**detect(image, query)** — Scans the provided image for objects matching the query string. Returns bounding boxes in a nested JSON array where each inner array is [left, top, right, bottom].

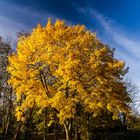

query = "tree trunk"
[[13, 122, 22, 140], [24, 107, 34, 140], [76, 132, 81, 140], [86, 114, 90, 140], [3, 88, 13, 140], [43, 116, 46, 140], [63, 120, 72, 140], [3, 117, 10, 140], [43, 109, 48, 140], [2, 97, 7, 140], [64, 124, 70, 140], [54, 122, 57, 140]]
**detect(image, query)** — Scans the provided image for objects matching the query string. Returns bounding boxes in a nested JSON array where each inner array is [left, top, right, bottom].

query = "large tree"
[[8, 19, 131, 140]]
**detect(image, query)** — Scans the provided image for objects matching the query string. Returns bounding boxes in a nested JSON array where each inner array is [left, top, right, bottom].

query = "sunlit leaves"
[[8, 19, 130, 124]]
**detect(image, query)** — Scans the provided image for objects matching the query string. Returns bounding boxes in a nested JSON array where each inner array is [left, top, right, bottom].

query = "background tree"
[[0, 37, 15, 140]]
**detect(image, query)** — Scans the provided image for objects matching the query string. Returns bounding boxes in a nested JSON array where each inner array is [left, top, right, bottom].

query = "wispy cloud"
[[91, 10, 140, 60], [78, 7, 140, 90], [0, 1, 56, 47]]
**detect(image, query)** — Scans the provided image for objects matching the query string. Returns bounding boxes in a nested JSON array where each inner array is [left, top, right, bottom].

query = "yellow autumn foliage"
[[8, 19, 131, 123]]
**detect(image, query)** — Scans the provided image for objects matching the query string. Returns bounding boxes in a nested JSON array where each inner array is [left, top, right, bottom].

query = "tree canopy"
[[7, 19, 131, 140]]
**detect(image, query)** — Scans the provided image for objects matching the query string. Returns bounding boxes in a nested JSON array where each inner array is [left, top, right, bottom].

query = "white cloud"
[[0, 1, 56, 48], [90, 10, 140, 85], [91, 10, 140, 59], [0, 15, 27, 43], [78, 7, 140, 93]]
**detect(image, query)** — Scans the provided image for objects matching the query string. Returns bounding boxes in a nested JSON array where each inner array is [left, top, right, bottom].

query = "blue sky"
[[0, 0, 140, 92]]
